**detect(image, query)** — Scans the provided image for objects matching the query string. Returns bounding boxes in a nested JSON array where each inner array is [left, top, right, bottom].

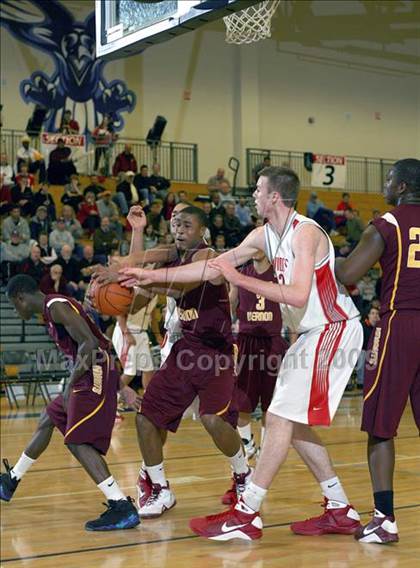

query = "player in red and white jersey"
[[336, 158, 420, 544], [119, 166, 363, 542]]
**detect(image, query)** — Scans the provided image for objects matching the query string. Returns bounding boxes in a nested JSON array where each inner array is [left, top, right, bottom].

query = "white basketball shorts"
[[268, 317, 363, 426], [112, 324, 155, 375]]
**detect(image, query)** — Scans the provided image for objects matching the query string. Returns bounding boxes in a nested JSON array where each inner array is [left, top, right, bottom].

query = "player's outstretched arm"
[[118, 227, 265, 287], [335, 225, 385, 285], [209, 224, 318, 308]]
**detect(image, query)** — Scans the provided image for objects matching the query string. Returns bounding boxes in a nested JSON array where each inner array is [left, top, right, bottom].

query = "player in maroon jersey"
[[220, 251, 289, 505], [117, 206, 250, 518], [0, 275, 140, 531], [335, 158, 420, 544]]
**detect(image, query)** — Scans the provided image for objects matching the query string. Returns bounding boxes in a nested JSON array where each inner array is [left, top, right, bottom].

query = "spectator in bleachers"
[[235, 195, 252, 228], [252, 156, 271, 183], [306, 192, 335, 233], [47, 137, 77, 184], [201, 201, 212, 226], [115, 170, 136, 213], [134, 164, 153, 204], [15, 163, 35, 188], [331, 224, 351, 257], [207, 168, 230, 192], [344, 208, 364, 245], [218, 180, 233, 204], [0, 180, 12, 216], [49, 216, 75, 254], [30, 206, 52, 240], [78, 245, 100, 294], [40, 263, 67, 295], [0, 153, 14, 187], [210, 213, 225, 244], [223, 200, 242, 247], [20, 245, 46, 283], [162, 192, 177, 221], [146, 199, 166, 236], [16, 135, 46, 182], [178, 190, 189, 205], [61, 174, 83, 213], [59, 109, 80, 134], [2, 206, 30, 242], [357, 272, 377, 314], [210, 190, 225, 218], [97, 190, 123, 239], [83, 174, 106, 197], [92, 115, 114, 175], [371, 209, 381, 222], [37, 232, 58, 265], [60, 204, 83, 240], [0, 230, 30, 281], [356, 305, 381, 388], [144, 224, 158, 250], [149, 163, 171, 198], [11, 175, 34, 216], [57, 244, 81, 296], [112, 144, 138, 177], [77, 191, 100, 235], [93, 216, 119, 258], [33, 182, 56, 221], [335, 192, 353, 227], [214, 233, 227, 253]]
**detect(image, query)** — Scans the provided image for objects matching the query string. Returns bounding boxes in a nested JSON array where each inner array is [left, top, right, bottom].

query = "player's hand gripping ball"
[[90, 279, 134, 316]]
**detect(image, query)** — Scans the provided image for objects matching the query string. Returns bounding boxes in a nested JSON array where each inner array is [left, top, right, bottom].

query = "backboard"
[[95, 0, 259, 59]]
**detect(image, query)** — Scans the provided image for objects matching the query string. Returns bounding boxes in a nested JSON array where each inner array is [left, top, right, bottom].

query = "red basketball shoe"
[[136, 467, 152, 509], [355, 510, 399, 544], [221, 467, 252, 505], [190, 497, 263, 541], [290, 499, 361, 536]]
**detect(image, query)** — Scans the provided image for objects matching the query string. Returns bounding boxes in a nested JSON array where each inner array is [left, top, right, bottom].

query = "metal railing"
[[0, 129, 198, 183], [246, 148, 395, 193]]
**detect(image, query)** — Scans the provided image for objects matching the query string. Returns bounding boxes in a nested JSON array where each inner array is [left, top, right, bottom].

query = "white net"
[[224, 0, 280, 44]]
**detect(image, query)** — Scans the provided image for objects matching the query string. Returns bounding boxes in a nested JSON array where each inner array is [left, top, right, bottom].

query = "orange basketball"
[[93, 282, 134, 316]]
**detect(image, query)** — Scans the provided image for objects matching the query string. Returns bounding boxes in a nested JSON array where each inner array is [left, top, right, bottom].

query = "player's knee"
[[136, 413, 155, 435], [368, 434, 392, 445], [200, 413, 222, 433], [66, 442, 82, 457], [37, 410, 54, 431]]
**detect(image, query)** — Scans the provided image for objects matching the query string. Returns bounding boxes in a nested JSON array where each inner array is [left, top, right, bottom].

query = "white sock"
[[10, 453, 36, 480], [320, 476, 349, 505], [238, 424, 252, 442], [140, 461, 146, 476], [230, 446, 249, 475], [260, 426, 266, 446], [97, 476, 127, 501], [146, 462, 167, 486], [242, 481, 267, 512]]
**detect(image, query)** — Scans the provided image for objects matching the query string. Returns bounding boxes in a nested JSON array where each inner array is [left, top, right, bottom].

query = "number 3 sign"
[[311, 155, 346, 189]]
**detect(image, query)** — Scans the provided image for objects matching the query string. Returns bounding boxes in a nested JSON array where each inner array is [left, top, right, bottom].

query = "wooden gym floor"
[[1, 396, 419, 567]]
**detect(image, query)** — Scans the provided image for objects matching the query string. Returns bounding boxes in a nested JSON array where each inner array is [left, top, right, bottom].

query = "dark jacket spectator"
[[47, 138, 77, 184], [116, 171, 139, 208], [149, 163, 170, 197], [33, 183, 56, 220], [79, 245, 101, 291], [11, 179, 34, 216], [162, 192, 177, 221], [93, 217, 119, 256], [30, 206, 52, 240], [223, 201, 243, 247], [210, 213, 225, 245], [112, 145, 138, 176], [40, 264, 68, 295], [37, 233, 58, 265], [56, 244, 81, 291], [134, 165, 153, 203], [20, 245, 46, 283], [61, 175, 83, 213], [83, 175, 106, 197]]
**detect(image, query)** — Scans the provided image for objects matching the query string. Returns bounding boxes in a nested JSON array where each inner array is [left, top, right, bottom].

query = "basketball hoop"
[[223, 0, 280, 44]]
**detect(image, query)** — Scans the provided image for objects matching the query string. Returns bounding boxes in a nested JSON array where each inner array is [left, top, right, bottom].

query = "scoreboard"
[[311, 154, 347, 189]]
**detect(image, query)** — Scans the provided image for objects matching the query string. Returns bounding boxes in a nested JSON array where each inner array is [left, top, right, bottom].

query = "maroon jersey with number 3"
[[237, 262, 283, 336], [372, 204, 420, 315]]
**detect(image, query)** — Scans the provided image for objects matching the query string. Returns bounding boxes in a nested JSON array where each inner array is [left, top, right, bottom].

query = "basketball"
[[93, 282, 134, 316]]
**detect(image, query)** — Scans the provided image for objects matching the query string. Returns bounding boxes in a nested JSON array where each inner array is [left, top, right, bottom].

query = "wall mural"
[[1, 0, 137, 134]]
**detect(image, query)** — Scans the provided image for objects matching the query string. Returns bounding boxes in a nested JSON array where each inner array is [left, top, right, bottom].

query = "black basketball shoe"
[[85, 497, 140, 531], [0, 459, 20, 502]]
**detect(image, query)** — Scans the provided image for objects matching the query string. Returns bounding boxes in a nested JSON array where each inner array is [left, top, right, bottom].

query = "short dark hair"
[[393, 159, 420, 194], [140, 164, 148, 170], [263, 155, 271, 161], [179, 205, 209, 228], [7, 275, 39, 299], [342, 192, 350, 198], [259, 166, 300, 206]]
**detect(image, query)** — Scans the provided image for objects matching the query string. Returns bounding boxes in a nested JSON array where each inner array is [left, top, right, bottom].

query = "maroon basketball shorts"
[[236, 333, 288, 413], [362, 310, 420, 438], [46, 352, 119, 455], [140, 337, 238, 432]]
